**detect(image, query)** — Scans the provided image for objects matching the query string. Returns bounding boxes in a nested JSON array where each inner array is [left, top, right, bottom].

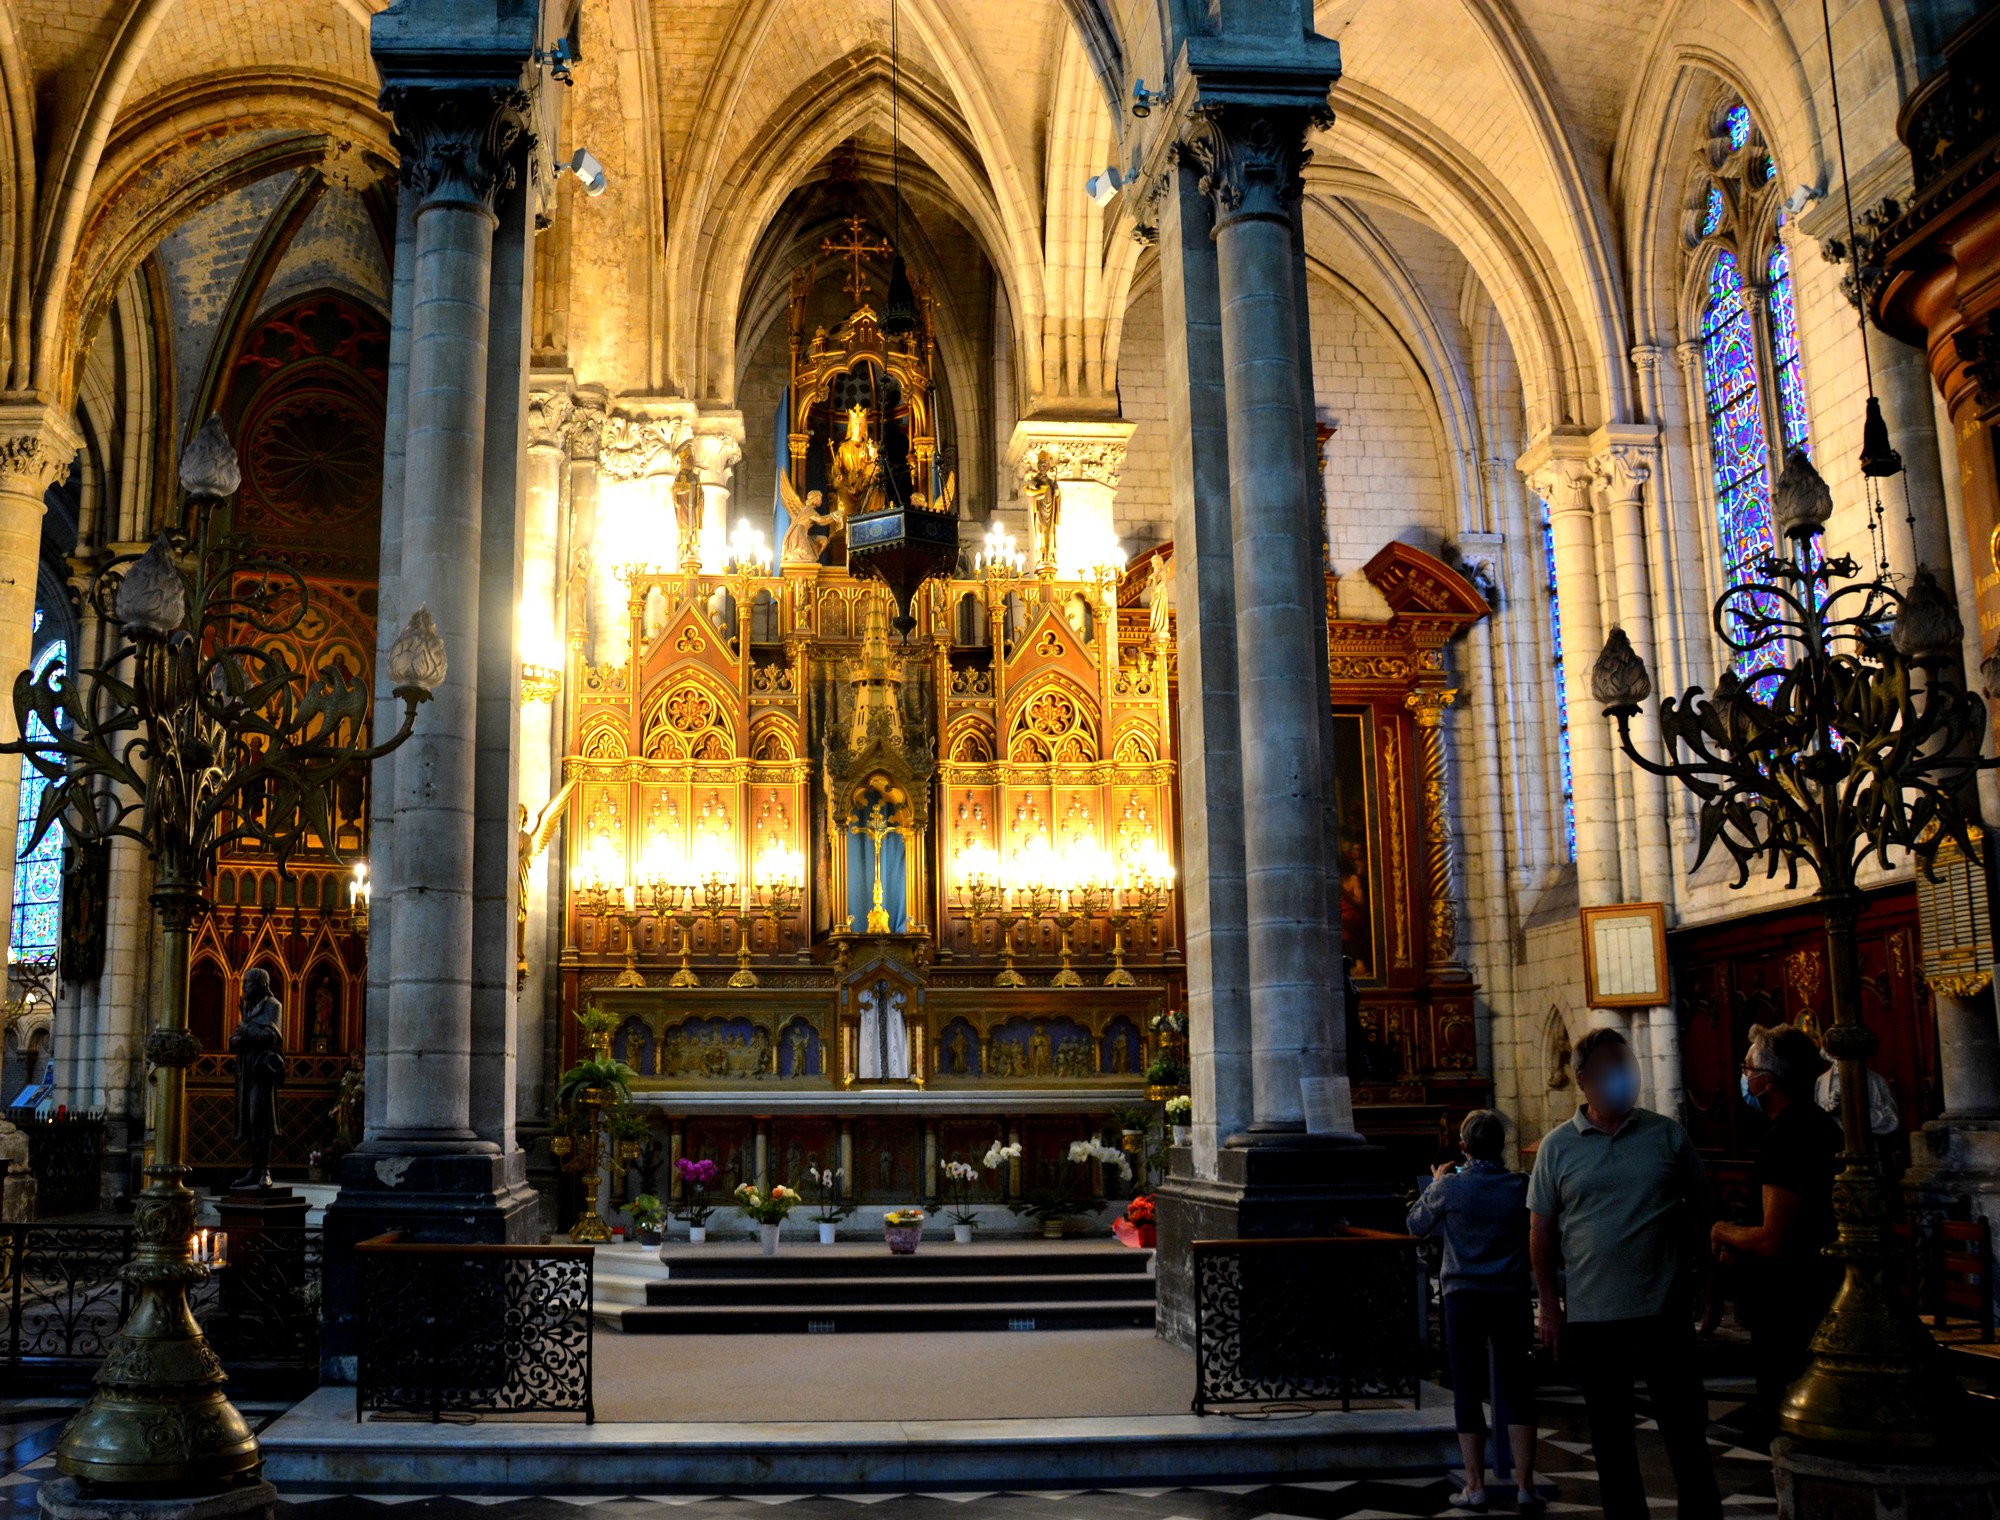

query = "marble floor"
[[0, 1377, 1777, 1518]]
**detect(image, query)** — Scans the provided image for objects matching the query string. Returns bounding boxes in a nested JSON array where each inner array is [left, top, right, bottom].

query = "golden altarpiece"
[[548, 299, 1491, 1206]]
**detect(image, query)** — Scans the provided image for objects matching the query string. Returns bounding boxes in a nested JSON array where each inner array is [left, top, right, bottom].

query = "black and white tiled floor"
[[0, 1380, 1778, 1519]]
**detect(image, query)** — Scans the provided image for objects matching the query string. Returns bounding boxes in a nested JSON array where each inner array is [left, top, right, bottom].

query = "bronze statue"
[[778, 480, 844, 564], [1023, 448, 1062, 575], [828, 405, 883, 522], [229, 968, 287, 1190]]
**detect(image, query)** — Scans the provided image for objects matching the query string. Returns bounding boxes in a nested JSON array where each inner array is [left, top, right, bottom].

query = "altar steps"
[[603, 1241, 1157, 1334]]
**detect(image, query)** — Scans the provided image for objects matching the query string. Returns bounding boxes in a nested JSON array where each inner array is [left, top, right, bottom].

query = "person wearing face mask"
[[1710, 1023, 1841, 1433], [1528, 1027, 1719, 1520]]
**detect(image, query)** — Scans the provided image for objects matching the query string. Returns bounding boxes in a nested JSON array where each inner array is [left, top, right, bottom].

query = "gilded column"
[[1181, 99, 1354, 1139], [1404, 688, 1464, 978], [0, 406, 80, 949], [372, 80, 531, 1151]]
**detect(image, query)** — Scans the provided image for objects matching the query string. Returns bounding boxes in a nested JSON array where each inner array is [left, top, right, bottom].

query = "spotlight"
[[535, 38, 576, 86], [565, 148, 608, 197], [1131, 79, 1169, 118], [1783, 183, 1818, 217], [1085, 167, 1123, 207]]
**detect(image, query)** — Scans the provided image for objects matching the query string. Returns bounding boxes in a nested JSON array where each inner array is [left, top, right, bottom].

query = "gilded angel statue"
[[516, 777, 575, 986], [779, 474, 846, 565]]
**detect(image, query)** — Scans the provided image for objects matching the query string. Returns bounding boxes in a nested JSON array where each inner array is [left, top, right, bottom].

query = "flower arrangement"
[[982, 1139, 1023, 1171], [734, 1182, 801, 1225], [883, 1206, 926, 1255], [1113, 1193, 1157, 1250], [1124, 1194, 1155, 1226], [629, 1193, 666, 1236], [1068, 1137, 1134, 1183], [1164, 1095, 1192, 1124], [805, 1163, 850, 1224], [673, 1156, 721, 1227], [937, 1159, 983, 1228], [883, 1208, 926, 1227]]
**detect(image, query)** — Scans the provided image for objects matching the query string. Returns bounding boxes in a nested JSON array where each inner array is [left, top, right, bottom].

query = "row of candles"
[[952, 840, 1174, 988], [571, 840, 808, 988]]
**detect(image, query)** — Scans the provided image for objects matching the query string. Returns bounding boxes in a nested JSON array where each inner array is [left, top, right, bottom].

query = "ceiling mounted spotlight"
[[535, 38, 576, 86], [1085, 167, 1123, 207], [564, 148, 608, 197], [1131, 79, 1168, 118]]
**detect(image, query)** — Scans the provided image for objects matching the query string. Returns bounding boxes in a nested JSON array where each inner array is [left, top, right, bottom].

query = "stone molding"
[[1179, 103, 1326, 227], [689, 432, 743, 487], [382, 84, 534, 210], [1589, 425, 1659, 503], [565, 397, 606, 462], [597, 414, 694, 482], [526, 389, 573, 453]]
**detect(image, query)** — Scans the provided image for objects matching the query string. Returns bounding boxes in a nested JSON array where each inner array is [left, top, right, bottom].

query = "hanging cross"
[[819, 215, 894, 303]]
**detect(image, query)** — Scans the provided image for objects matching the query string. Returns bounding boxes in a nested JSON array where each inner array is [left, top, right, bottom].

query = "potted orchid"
[[673, 1156, 720, 1244], [805, 1163, 850, 1244], [735, 1181, 801, 1255], [938, 1159, 982, 1244], [883, 1207, 926, 1255], [1164, 1095, 1192, 1146], [1011, 1139, 1133, 1238]]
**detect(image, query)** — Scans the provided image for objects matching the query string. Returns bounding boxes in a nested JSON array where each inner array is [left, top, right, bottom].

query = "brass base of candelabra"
[[54, 1172, 260, 1491], [727, 966, 760, 988], [613, 967, 646, 988], [568, 1207, 613, 1244], [993, 966, 1028, 987], [1051, 966, 1084, 987], [1103, 965, 1137, 987]]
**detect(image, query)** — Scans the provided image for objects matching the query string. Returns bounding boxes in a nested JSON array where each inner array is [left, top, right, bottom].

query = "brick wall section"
[[154, 173, 289, 443], [260, 185, 391, 322]]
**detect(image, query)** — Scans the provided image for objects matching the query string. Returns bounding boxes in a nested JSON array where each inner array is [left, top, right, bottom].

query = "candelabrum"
[[1074, 882, 1133, 987], [750, 877, 804, 979], [1049, 901, 1085, 987], [963, 877, 1024, 988], [552, 1021, 616, 1243], [695, 871, 734, 980], [727, 897, 760, 988], [1018, 882, 1060, 978], [661, 882, 701, 988], [0, 418, 441, 1492], [1594, 448, 1987, 1452]]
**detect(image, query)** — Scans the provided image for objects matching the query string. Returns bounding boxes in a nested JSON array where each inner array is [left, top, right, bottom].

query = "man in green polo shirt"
[[1529, 1027, 1719, 1520]]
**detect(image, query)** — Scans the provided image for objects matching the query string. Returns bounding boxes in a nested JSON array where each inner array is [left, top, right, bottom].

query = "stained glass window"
[[1726, 103, 1751, 150], [1700, 248, 1774, 581], [1541, 495, 1574, 858], [11, 625, 64, 964], [1767, 241, 1812, 457], [1701, 186, 1725, 237]]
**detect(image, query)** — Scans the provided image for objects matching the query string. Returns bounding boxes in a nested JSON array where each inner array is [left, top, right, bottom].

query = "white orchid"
[[1067, 1138, 1133, 1182], [981, 1140, 1022, 1171]]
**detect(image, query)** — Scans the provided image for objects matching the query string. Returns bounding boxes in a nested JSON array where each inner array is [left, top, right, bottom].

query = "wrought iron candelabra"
[[1592, 448, 1983, 1450], [0, 418, 442, 1492]]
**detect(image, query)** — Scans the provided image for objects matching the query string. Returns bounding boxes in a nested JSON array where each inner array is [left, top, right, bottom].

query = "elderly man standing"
[[1529, 1027, 1719, 1520]]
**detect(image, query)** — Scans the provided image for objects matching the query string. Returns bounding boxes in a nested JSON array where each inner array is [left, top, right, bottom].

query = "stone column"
[[1182, 98, 1354, 1142], [371, 82, 526, 1152], [0, 405, 79, 950], [690, 422, 745, 571], [1003, 420, 1137, 576], [516, 382, 570, 1131], [1522, 435, 1619, 913]]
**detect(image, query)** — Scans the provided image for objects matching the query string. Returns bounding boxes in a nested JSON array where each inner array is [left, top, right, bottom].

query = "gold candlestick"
[[728, 900, 760, 987], [993, 908, 1027, 987], [668, 884, 701, 988], [1050, 906, 1084, 987], [615, 900, 646, 988]]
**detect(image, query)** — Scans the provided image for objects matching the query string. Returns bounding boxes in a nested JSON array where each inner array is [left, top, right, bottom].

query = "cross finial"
[[819, 215, 894, 303]]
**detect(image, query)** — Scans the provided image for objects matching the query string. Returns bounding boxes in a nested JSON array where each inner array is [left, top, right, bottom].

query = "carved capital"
[[1179, 104, 1319, 226], [1526, 458, 1595, 515], [0, 405, 82, 496], [527, 389, 574, 453], [597, 415, 692, 482], [1404, 687, 1457, 729], [565, 398, 606, 462], [1019, 438, 1127, 490], [382, 84, 533, 210], [1629, 344, 1663, 380], [1592, 445, 1654, 501], [1674, 339, 1702, 378], [689, 432, 743, 487]]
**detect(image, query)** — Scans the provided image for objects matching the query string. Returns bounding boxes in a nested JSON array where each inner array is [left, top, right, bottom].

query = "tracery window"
[[11, 617, 64, 964], [1540, 496, 1574, 858], [1685, 98, 1812, 674]]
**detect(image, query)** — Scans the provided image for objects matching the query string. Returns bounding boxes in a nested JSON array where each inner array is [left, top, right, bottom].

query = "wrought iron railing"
[[0, 1222, 321, 1391], [354, 1233, 595, 1423], [1192, 1231, 1427, 1414]]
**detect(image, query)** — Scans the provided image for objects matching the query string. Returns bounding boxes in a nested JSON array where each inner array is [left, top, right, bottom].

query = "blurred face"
[[1741, 1051, 1779, 1109], [1578, 1042, 1640, 1118]]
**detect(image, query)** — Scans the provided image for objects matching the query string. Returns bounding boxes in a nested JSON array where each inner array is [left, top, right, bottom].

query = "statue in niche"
[[857, 980, 910, 1080], [672, 441, 704, 572], [788, 1023, 811, 1077], [229, 968, 287, 1191], [944, 1026, 969, 1077], [1148, 553, 1174, 637], [1109, 1032, 1130, 1075], [828, 405, 883, 522], [1023, 448, 1062, 575], [779, 479, 845, 565], [1028, 1025, 1052, 1077]]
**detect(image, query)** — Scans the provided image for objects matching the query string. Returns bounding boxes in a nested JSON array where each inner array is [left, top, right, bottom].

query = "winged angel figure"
[[779, 475, 846, 565], [517, 777, 576, 985]]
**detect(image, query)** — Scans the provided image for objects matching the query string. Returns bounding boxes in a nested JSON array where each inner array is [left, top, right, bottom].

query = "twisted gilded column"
[[373, 82, 530, 1152], [1181, 99, 1354, 1140], [1404, 688, 1464, 978]]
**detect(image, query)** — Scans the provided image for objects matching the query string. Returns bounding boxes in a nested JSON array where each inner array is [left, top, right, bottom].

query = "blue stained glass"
[[1700, 250, 1775, 580], [1539, 495, 1574, 858], [11, 625, 64, 963], [1767, 242, 1812, 455], [1727, 104, 1751, 150], [1701, 185, 1725, 236]]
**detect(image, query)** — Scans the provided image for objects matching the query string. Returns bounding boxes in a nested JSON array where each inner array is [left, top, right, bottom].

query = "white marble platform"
[[258, 1384, 1458, 1493]]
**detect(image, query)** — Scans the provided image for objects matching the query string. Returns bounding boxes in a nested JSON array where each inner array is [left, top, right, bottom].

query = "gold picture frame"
[[1580, 902, 1669, 1009]]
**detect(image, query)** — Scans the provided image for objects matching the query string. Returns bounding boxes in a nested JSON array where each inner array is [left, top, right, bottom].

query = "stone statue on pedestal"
[[229, 968, 287, 1190]]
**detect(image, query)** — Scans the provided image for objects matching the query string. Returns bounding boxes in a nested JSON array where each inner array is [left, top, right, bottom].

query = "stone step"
[[644, 1270, 1156, 1306], [611, 1297, 1158, 1334]]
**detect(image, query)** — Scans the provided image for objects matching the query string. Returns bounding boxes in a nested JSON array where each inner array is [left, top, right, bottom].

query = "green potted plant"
[[673, 1156, 721, 1244], [805, 1163, 850, 1243], [734, 1181, 801, 1255], [629, 1193, 666, 1245], [1164, 1094, 1192, 1146]]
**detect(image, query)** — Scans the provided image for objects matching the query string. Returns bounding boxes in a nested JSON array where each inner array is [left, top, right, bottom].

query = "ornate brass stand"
[[1, 420, 438, 1492], [613, 903, 646, 988], [993, 907, 1027, 987], [1050, 905, 1085, 987], [668, 886, 701, 988], [1597, 450, 1980, 1449]]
